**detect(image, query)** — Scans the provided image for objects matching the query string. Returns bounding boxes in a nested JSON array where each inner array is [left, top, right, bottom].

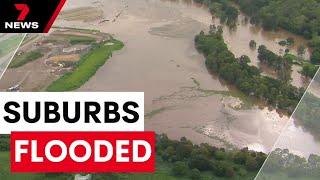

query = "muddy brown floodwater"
[[5, 0, 316, 154], [52, 0, 292, 153], [212, 13, 311, 88]]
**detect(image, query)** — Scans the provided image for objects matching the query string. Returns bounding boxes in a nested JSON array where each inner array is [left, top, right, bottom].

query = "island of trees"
[[195, 29, 304, 114]]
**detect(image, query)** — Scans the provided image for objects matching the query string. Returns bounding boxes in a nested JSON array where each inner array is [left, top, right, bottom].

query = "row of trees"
[[195, 30, 304, 114], [0, 134, 264, 179], [157, 134, 266, 178], [261, 148, 320, 178], [257, 45, 292, 82]]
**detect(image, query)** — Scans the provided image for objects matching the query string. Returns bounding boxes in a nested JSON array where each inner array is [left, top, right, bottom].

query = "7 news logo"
[[4, 4, 39, 30], [0, 0, 66, 33]]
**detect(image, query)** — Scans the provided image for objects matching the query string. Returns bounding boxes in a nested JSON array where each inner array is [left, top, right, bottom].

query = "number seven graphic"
[[15, 4, 30, 21]]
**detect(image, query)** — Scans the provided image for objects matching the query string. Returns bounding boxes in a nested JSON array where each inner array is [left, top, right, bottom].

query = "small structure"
[[75, 174, 92, 180]]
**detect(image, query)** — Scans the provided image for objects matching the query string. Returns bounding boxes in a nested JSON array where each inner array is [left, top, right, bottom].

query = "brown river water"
[[5, 0, 317, 155]]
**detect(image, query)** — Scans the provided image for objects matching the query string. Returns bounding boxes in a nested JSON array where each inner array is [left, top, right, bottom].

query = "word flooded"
[[11, 132, 155, 173], [15, 139, 151, 163]]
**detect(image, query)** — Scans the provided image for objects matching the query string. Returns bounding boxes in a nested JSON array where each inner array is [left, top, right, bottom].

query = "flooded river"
[[15, 0, 317, 155], [213, 13, 311, 88]]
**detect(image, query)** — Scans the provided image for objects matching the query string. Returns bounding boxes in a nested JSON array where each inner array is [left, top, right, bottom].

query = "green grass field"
[[68, 35, 96, 45], [47, 39, 124, 92], [9, 51, 43, 68], [0, 152, 51, 180]]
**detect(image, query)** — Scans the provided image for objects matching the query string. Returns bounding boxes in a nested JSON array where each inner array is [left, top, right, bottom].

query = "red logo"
[[15, 4, 30, 21], [11, 132, 155, 173]]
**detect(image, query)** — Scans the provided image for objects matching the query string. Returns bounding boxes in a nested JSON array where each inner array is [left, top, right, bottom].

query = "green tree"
[[311, 50, 320, 64], [302, 63, 318, 78], [190, 168, 201, 180], [287, 38, 295, 46], [245, 156, 259, 171], [172, 161, 189, 176], [250, 40, 257, 49]]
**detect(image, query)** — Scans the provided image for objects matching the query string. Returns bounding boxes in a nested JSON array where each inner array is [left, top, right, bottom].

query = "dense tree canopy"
[[157, 134, 266, 178], [234, 0, 320, 38], [263, 148, 320, 178], [233, 0, 320, 71]]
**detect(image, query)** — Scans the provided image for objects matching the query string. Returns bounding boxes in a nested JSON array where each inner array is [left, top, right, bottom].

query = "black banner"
[[0, 0, 66, 33]]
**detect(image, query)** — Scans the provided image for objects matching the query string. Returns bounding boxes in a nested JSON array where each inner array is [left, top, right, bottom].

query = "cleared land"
[[47, 39, 124, 91], [48, 54, 80, 63]]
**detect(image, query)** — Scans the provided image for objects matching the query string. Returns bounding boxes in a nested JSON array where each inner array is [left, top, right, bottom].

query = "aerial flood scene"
[[0, 0, 320, 179]]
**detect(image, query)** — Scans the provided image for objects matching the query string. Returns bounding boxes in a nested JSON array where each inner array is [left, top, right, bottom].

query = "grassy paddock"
[[47, 39, 124, 92], [66, 35, 96, 45], [9, 51, 43, 68]]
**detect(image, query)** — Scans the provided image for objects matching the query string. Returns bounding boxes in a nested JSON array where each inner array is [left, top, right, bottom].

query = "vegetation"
[[249, 40, 257, 49], [67, 35, 96, 45], [282, 53, 318, 79], [297, 45, 306, 57], [302, 63, 318, 78], [286, 38, 295, 46], [156, 135, 265, 179], [295, 92, 320, 138], [278, 40, 287, 46], [195, 30, 304, 114], [233, 0, 320, 66], [258, 148, 320, 179], [47, 39, 124, 91], [311, 49, 320, 64], [9, 51, 43, 68], [194, 0, 239, 27], [0, 135, 265, 180], [257, 45, 292, 82], [0, 136, 10, 151], [278, 38, 294, 47], [233, 0, 319, 37]]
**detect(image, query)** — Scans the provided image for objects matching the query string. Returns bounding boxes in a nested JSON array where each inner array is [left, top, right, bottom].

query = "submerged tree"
[[249, 40, 257, 49]]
